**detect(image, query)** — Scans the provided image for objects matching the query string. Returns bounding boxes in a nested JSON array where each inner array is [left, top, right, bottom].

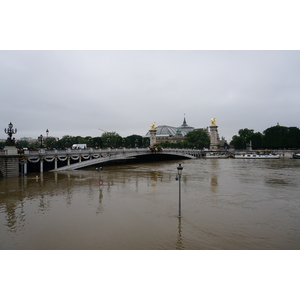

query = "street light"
[[176, 163, 183, 218], [38, 134, 44, 148], [4, 122, 17, 146], [46, 129, 49, 138]]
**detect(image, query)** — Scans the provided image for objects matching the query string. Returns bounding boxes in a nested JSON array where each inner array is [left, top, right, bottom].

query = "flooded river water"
[[1, 158, 300, 250]]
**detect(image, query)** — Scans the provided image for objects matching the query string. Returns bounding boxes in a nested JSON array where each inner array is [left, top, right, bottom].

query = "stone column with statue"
[[149, 122, 157, 148], [209, 118, 220, 150]]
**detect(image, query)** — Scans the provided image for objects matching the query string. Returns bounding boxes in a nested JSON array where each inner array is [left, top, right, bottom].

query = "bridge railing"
[[24, 148, 151, 157], [23, 147, 209, 157]]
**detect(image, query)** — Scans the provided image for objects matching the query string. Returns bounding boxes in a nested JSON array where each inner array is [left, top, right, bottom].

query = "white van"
[[72, 144, 87, 149]]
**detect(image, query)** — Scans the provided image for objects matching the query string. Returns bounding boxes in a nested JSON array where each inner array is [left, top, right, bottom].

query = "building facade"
[[145, 117, 226, 149]]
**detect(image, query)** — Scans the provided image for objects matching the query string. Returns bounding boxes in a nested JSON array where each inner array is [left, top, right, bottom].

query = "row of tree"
[[0, 132, 150, 150], [230, 126, 300, 150]]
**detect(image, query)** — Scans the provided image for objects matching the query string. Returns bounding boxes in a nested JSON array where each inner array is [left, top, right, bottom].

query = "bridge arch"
[[20, 148, 208, 173], [50, 149, 196, 171]]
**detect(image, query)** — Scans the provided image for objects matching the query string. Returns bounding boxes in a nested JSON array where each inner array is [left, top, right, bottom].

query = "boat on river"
[[234, 153, 280, 159], [292, 153, 300, 159], [205, 153, 229, 159]]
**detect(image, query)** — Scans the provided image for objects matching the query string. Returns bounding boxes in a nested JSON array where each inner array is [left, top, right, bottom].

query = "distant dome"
[[145, 125, 176, 137], [144, 117, 195, 137], [156, 125, 177, 136]]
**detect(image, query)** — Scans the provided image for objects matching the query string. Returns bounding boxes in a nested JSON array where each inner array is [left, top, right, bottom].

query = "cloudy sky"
[[1, 50, 300, 142], [1, 2, 300, 143]]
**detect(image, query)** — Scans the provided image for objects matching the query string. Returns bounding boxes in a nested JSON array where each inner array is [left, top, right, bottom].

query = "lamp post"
[[176, 163, 183, 218], [4, 122, 17, 146], [38, 134, 44, 148], [46, 129, 49, 138]]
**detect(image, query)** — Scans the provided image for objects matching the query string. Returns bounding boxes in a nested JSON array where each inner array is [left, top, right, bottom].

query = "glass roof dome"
[[156, 125, 177, 136], [145, 118, 195, 137]]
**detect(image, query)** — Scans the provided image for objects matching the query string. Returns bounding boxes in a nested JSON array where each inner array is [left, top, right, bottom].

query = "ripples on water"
[[1, 158, 300, 249]]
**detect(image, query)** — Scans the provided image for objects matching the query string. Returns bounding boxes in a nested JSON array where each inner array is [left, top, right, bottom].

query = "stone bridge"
[[19, 147, 204, 174]]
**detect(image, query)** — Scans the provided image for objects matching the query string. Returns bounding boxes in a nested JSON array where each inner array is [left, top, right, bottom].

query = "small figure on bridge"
[[150, 145, 162, 153]]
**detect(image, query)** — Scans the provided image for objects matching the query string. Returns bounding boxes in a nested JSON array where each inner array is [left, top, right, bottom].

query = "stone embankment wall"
[[0, 156, 19, 177], [0, 148, 19, 177]]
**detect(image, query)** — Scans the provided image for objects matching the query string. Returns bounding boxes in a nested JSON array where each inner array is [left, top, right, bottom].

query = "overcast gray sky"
[[1, 1, 300, 143], [1, 50, 300, 142]]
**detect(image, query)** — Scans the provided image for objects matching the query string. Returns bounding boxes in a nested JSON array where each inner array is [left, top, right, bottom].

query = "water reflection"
[[209, 160, 219, 194], [176, 217, 183, 250], [97, 189, 104, 214], [1, 159, 300, 249]]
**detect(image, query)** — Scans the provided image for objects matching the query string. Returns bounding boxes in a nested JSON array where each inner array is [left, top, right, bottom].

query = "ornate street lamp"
[[66, 137, 70, 149], [175, 163, 183, 218], [4, 122, 17, 146], [38, 134, 44, 148], [46, 129, 49, 138]]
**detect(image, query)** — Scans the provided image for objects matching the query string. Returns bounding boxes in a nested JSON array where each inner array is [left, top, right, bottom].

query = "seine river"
[[1, 158, 300, 250]]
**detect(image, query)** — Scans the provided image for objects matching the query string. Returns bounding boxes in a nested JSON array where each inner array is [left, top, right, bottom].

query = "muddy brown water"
[[1, 158, 300, 249]]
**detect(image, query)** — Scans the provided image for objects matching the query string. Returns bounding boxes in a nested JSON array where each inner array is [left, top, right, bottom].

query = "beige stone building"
[[145, 117, 226, 149]]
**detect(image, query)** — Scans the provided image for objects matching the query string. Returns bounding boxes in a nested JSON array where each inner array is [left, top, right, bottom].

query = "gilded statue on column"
[[150, 122, 155, 130], [210, 118, 217, 126]]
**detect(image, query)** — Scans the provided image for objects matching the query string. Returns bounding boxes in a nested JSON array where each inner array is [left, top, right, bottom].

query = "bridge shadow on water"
[[84, 153, 187, 168]]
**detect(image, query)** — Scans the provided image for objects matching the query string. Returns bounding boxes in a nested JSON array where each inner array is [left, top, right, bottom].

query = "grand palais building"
[[145, 117, 227, 149]]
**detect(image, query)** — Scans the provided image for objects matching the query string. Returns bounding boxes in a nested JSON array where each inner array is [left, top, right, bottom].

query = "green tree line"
[[230, 125, 300, 150], [1, 132, 150, 150], [157, 129, 211, 149]]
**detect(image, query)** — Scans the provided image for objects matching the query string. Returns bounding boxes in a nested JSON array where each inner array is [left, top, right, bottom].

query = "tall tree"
[[286, 127, 300, 148], [250, 132, 263, 149], [263, 126, 288, 149], [230, 135, 244, 149], [263, 125, 300, 149], [44, 137, 57, 148], [230, 128, 262, 149], [101, 132, 121, 148], [126, 134, 144, 148], [185, 129, 210, 149], [238, 128, 254, 138]]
